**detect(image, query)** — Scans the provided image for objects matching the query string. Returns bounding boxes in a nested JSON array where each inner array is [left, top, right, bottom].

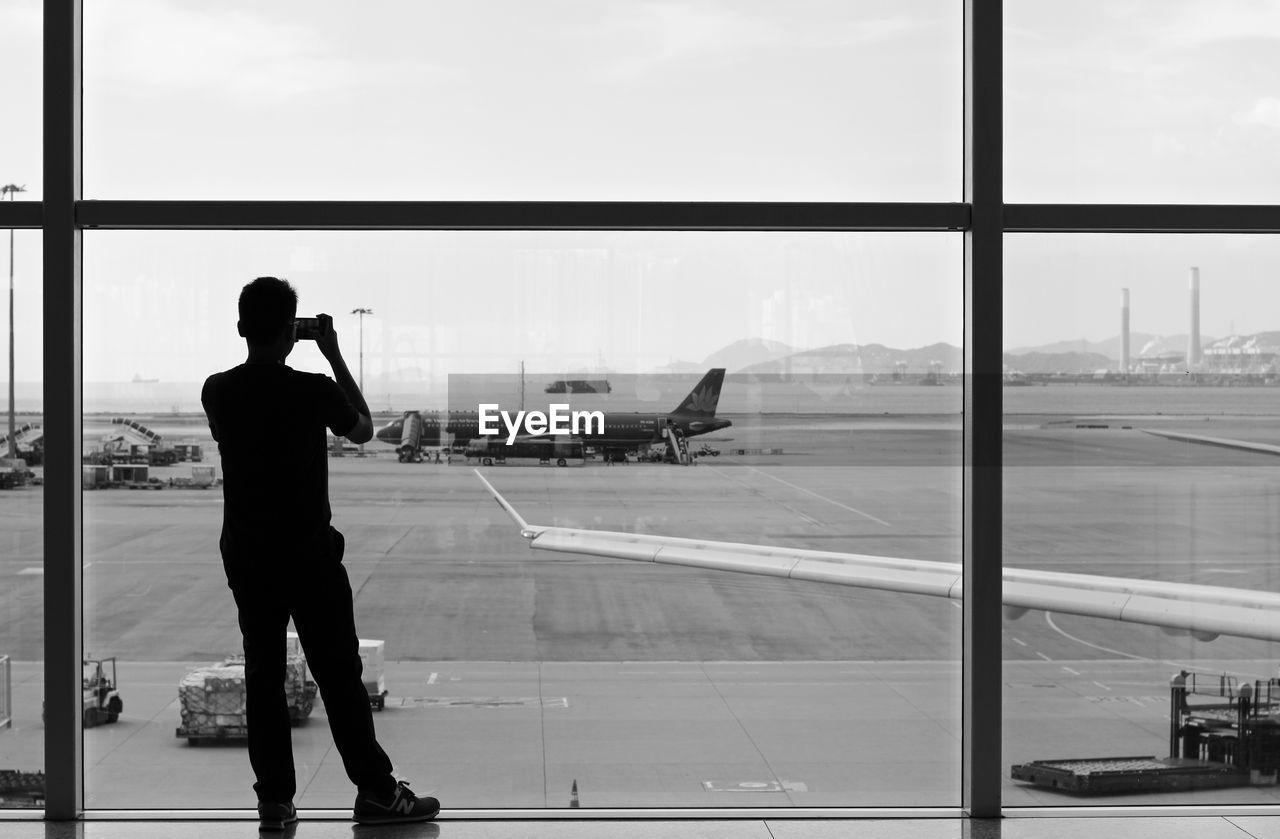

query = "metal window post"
[[963, 0, 1002, 819], [43, 0, 85, 821]]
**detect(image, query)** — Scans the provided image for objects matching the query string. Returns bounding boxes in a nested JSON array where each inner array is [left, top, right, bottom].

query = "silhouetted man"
[[202, 277, 438, 830]]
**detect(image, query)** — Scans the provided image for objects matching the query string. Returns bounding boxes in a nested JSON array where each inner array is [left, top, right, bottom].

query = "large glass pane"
[[1005, 2, 1280, 203], [1004, 234, 1280, 806], [0, 230, 44, 809], [84, 1, 961, 201], [0, 2, 42, 202], [82, 230, 962, 809]]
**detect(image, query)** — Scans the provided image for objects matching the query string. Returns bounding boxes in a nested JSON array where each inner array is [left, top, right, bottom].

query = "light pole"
[[351, 307, 373, 392], [2, 184, 25, 461]]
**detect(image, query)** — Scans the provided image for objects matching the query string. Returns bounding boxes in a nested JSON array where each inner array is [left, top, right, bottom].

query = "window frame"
[[14, 0, 1277, 822]]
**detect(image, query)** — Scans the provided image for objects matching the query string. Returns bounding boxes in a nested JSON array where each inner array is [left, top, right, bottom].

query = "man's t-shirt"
[[202, 363, 359, 563]]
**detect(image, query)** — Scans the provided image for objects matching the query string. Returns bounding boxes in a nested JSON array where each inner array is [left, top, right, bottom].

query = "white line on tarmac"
[[1062, 666, 1081, 676], [734, 466, 893, 527], [1043, 612, 1193, 670], [1035, 651, 1052, 661], [1094, 681, 1113, 691], [427, 672, 437, 685], [1011, 638, 1027, 647]]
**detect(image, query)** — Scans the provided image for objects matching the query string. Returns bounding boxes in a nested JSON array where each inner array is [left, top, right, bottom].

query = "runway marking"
[[1035, 652, 1052, 661], [740, 467, 892, 527], [1061, 666, 1081, 676], [1043, 612, 1193, 670], [18, 567, 42, 575], [427, 672, 437, 685], [1094, 681, 1113, 691], [1011, 638, 1027, 647], [392, 695, 568, 709]]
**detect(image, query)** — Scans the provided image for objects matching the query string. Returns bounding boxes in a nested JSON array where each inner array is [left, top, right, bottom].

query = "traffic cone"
[[570, 779, 579, 808]]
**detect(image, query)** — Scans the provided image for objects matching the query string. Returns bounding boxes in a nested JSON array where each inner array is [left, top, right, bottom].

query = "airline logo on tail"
[[687, 386, 717, 413], [674, 369, 725, 416]]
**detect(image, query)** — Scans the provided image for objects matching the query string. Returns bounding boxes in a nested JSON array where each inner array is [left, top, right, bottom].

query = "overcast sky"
[[2, 1, 1279, 382]]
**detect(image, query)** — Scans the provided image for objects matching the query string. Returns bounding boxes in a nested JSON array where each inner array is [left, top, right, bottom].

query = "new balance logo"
[[394, 796, 416, 815]]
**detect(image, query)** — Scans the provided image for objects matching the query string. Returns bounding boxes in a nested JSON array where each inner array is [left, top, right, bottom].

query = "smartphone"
[[294, 317, 321, 341]]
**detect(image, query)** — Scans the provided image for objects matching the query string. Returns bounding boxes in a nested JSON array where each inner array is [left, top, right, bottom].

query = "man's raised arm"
[[315, 313, 374, 444]]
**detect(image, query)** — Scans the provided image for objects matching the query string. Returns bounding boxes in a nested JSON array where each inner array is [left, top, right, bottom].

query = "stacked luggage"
[[176, 652, 317, 744]]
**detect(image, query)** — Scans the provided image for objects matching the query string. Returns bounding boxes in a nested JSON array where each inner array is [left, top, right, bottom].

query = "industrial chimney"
[[1188, 267, 1201, 370], [1121, 288, 1130, 380]]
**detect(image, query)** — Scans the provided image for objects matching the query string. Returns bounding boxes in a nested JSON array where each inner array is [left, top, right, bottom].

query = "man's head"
[[237, 276, 298, 350]]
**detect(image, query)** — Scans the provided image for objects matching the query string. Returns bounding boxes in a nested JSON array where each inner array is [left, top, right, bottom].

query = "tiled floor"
[[4, 817, 1280, 839]]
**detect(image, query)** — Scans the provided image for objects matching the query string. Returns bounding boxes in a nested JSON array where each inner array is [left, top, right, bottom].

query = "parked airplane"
[[375, 368, 732, 463], [475, 470, 1280, 644]]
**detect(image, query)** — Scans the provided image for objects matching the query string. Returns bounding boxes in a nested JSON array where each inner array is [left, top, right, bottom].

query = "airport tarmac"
[[5, 411, 1280, 811]]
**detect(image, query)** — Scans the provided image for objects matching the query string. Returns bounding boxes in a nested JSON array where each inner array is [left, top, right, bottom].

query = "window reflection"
[[1003, 234, 1280, 805], [1005, 2, 1280, 203], [81, 231, 962, 808], [0, 230, 44, 809], [84, 1, 960, 201]]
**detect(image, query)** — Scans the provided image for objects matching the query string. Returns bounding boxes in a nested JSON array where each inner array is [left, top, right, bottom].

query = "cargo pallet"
[[175, 707, 312, 742], [1010, 756, 1249, 794], [0, 769, 45, 806], [176, 652, 317, 746], [1013, 670, 1280, 795]]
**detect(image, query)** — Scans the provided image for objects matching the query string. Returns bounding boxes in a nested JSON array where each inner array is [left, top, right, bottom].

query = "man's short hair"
[[238, 277, 298, 346]]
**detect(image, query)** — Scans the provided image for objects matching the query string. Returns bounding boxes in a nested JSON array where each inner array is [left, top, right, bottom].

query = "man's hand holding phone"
[[297, 313, 342, 361]]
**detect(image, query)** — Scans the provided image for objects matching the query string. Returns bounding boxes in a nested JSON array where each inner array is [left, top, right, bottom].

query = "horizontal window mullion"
[[76, 200, 969, 232], [0, 202, 43, 229], [1006, 204, 1280, 233]]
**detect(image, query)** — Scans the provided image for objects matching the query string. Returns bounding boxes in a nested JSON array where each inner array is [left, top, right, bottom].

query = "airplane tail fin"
[[671, 368, 725, 416]]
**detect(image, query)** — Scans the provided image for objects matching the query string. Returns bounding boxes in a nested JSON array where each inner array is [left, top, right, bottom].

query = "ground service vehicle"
[[82, 658, 123, 727], [466, 436, 585, 467]]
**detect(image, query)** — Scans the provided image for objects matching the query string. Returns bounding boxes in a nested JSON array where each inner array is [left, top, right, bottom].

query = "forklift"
[[42, 657, 124, 727], [82, 657, 123, 727]]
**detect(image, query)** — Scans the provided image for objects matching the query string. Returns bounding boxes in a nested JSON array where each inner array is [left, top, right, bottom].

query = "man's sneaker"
[[353, 780, 440, 824], [257, 800, 297, 831]]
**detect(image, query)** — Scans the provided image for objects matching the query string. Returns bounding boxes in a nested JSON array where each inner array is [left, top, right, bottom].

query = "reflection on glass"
[[84, 1, 960, 201], [81, 231, 962, 809], [1003, 234, 1280, 806], [0, 4, 43, 202], [0, 230, 44, 809], [1005, 2, 1280, 203]]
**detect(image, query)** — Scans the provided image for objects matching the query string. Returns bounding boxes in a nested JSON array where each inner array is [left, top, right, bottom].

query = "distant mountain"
[[1003, 352, 1113, 374], [1205, 331, 1280, 350], [1008, 333, 1215, 361], [651, 359, 705, 374], [737, 342, 963, 376], [702, 338, 797, 373]]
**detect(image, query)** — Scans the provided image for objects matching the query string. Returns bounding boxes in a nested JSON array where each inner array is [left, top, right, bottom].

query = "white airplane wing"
[[476, 471, 1280, 644]]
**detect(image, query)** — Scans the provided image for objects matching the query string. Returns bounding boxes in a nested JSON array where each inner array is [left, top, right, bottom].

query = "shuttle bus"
[[465, 436, 586, 467]]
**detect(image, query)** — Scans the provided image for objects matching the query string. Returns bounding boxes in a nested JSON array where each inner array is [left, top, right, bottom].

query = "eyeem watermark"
[[478, 404, 604, 445]]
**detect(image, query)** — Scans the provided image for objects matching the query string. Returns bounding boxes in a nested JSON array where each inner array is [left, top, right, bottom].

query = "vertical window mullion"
[[43, 0, 84, 821], [963, 0, 1003, 819]]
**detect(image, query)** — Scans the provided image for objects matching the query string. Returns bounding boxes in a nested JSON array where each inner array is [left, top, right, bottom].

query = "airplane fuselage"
[[375, 410, 731, 451]]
